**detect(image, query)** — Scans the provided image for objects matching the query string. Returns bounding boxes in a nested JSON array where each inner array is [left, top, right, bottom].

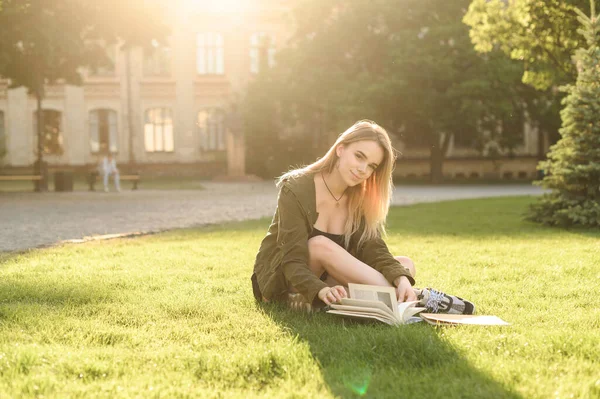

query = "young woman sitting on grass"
[[251, 120, 474, 314]]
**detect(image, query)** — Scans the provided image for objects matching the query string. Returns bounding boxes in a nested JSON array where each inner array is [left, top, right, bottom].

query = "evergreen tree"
[[528, 1, 600, 227]]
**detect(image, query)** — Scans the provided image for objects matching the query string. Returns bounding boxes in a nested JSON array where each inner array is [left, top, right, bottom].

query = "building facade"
[[0, 3, 546, 179], [0, 4, 288, 175]]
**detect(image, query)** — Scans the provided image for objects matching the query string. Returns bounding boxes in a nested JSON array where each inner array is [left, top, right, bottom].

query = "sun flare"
[[181, 0, 256, 14]]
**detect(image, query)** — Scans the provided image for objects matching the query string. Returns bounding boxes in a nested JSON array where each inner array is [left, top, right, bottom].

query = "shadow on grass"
[[261, 303, 522, 399]]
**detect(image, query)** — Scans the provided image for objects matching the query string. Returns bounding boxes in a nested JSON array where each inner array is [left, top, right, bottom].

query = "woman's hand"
[[394, 276, 417, 303], [318, 285, 347, 305]]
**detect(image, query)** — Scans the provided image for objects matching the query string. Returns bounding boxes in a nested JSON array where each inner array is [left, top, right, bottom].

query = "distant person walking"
[[100, 153, 121, 192]]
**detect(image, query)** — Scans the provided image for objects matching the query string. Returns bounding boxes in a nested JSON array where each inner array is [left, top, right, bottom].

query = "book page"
[[327, 310, 395, 325], [420, 314, 510, 326], [397, 301, 426, 322], [330, 303, 396, 324], [339, 298, 395, 318], [348, 283, 399, 319]]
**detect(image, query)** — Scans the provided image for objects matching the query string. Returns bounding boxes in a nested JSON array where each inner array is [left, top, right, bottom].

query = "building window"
[[250, 33, 276, 74], [196, 33, 224, 75], [33, 110, 63, 155], [144, 40, 171, 77], [144, 108, 174, 152], [92, 44, 117, 77], [90, 109, 118, 154], [197, 108, 225, 151]]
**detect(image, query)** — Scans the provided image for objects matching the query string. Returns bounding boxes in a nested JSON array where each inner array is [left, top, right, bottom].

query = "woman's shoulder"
[[277, 171, 317, 213], [279, 171, 315, 192]]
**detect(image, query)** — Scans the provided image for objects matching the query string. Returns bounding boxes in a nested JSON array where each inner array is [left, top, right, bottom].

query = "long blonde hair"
[[278, 120, 397, 249]]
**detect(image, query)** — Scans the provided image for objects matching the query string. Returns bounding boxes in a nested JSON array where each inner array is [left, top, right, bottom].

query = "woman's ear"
[[336, 144, 345, 158]]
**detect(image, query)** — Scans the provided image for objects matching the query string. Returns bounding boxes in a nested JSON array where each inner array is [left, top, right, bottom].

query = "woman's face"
[[336, 140, 385, 186]]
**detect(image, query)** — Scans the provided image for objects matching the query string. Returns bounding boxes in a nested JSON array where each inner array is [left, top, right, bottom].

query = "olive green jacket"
[[252, 173, 415, 304]]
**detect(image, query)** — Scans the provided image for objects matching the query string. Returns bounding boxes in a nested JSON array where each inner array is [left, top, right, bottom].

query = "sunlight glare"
[[182, 0, 256, 14]]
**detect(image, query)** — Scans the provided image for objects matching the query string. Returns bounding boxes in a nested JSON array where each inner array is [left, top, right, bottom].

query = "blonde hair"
[[278, 120, 397, 249]]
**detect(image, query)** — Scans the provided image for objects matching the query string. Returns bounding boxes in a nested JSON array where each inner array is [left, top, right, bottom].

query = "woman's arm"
[[277, 185, 329, 304]]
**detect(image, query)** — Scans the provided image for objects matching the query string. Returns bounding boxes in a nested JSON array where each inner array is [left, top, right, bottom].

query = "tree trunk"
[[429, 132, 451, 183], [536, 128, 546, 180], [430, 145, 443, 183], [36, 93, 43, 168], [34, 91, 47, 192], [126, 47, 136, 166]]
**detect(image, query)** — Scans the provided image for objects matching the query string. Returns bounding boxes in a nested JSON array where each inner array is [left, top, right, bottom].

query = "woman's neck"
[[322, 170, 347, 198]]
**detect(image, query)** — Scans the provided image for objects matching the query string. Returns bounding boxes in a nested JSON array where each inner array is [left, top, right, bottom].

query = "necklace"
[[321, 173, 346, 207]]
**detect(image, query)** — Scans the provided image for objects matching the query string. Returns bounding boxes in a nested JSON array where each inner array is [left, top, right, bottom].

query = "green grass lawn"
[[1, 197, 598, 398]]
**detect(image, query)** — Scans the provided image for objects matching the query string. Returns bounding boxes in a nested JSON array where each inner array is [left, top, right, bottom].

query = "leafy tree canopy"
[[465, 0, 599, 90], [0, 0, 169, 94], [244, 0, 538, 180]]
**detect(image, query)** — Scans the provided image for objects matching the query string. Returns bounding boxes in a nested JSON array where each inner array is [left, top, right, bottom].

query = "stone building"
[[0, 3, 288, 178], [0, 2, 547, 180]]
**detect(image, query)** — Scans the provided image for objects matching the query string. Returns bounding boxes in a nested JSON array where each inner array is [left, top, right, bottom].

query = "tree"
[[0, 0, 168, 189], [243, 33, 317, 178], [465, 0, 596, 90], [372, 0, 535, 180], [528, 1, 600, 227], [464, 0, 586, 161], [244, 0, 535, 181]]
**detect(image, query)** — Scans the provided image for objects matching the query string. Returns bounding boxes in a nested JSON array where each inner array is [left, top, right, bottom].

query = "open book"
[[327, 284, 425, 325], [327, 283, 510, 326]]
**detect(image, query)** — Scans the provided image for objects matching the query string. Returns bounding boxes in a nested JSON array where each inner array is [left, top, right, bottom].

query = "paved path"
[[0, 183, 544, 252]]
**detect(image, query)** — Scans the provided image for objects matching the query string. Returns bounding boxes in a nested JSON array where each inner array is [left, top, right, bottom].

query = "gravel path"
[[0, 182, 544, 252]]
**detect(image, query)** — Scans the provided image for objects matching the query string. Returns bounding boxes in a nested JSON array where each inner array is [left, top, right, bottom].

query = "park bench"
[[87, 171, 140, 191], [0, 175, 42, 182], [0, 175, 43, 191]]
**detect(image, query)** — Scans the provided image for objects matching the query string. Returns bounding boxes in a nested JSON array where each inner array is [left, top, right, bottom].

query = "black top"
[[309, 226, 346, 249]]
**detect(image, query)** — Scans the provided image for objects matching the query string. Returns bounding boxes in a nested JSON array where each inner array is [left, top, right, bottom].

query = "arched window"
[[196, 32, 224, 75], [89, 109, 118, 154], [250, 33, 275, 74], [197, 108, 225, 151], [0, 110, 5, 157], [33, 110, 63, 155], [144, 108, 174, 152]]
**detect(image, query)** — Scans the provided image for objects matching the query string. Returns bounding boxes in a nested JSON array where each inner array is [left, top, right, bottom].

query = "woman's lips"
[[350, 171, 361, 181]]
